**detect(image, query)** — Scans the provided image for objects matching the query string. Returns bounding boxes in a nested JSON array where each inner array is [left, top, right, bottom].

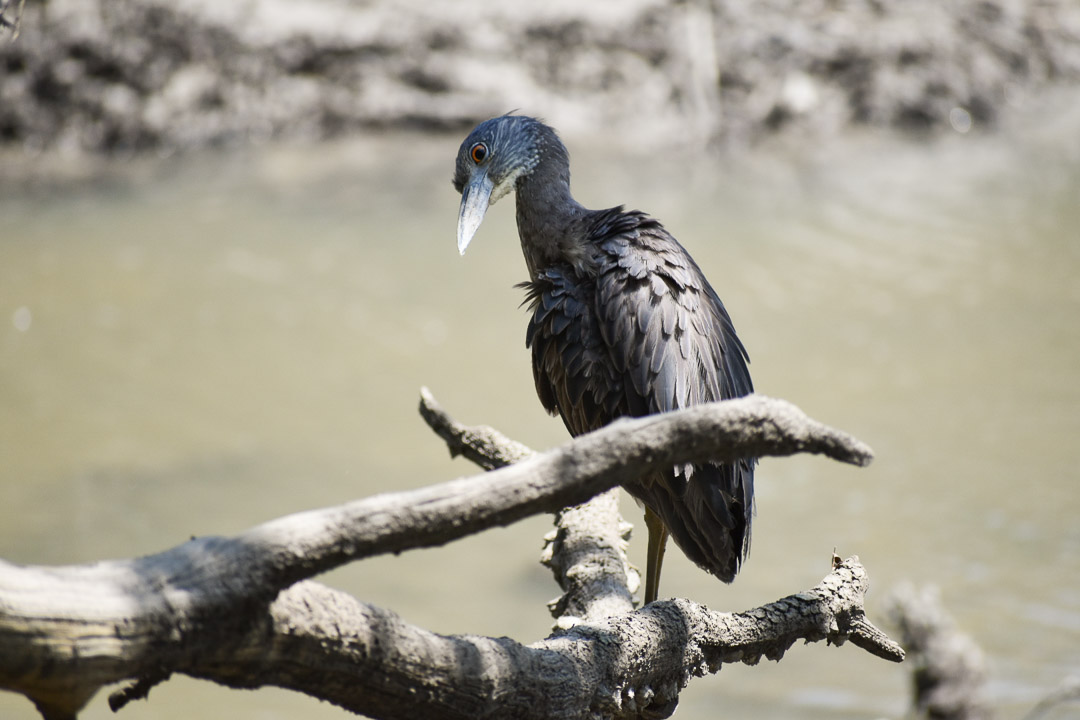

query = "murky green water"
[[1, 97, 1078, 719]]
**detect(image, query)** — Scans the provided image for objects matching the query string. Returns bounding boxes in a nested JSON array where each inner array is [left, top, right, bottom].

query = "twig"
[[418, 386, 534, 469]]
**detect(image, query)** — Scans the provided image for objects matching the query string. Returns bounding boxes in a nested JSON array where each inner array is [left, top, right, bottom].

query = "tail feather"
[[627, 459, 754, 584]]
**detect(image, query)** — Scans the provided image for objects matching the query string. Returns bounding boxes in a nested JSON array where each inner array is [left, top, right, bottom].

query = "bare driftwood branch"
[[420, 388, 640, 623], [542, 489, 640, 624], [418, 386, 534, 469], [887, 584, 990, 720], [187, 556, 898, 720], [0, 391, 894, 720], [422, 389, 901, 705], [1023, 676, 1080, 720], [0, 0, 25, 39], [888, 583, 1080, 720]]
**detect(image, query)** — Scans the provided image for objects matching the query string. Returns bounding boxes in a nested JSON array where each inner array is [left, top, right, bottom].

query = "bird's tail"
[[630, 459, 755, 584]]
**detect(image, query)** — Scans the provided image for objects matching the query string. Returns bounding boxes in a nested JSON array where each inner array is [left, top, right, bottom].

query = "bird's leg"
[[643, 507, 669, 605]]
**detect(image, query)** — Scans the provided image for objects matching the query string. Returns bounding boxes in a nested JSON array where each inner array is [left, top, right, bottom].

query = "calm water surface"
[[1, 100, 1078, 719]]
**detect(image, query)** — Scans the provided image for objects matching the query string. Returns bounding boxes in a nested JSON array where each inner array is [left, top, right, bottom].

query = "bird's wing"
[[521, 210, 756, 582], [592, 212, 756, 582], [593, 213, 753, 414]]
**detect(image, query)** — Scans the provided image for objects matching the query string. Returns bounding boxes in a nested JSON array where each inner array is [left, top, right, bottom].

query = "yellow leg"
[[643, 507, 669, 605]]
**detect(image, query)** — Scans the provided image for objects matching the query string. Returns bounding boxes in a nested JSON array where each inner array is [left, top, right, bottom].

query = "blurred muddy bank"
[[1, 0, 1079, 155]]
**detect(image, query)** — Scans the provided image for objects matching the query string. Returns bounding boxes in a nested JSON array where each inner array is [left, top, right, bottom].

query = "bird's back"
[[521, 206, 755, 583]]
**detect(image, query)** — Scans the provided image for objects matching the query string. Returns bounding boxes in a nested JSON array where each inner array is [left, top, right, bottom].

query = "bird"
[[453, 114, 755, 605]]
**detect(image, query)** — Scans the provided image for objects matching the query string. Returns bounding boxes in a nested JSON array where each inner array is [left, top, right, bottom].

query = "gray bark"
[[0, 392, 899, 720], [887, 584, 991, 720]]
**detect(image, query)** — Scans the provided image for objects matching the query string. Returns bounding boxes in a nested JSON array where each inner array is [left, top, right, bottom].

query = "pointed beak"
[[457, 171, 494, 255]]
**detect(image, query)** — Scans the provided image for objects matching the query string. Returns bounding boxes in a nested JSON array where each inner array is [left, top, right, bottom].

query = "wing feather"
[[522, 207, 756, 583]]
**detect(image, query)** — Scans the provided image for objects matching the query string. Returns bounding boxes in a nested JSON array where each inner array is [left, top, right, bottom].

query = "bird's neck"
[[514, 160, 589, 279]]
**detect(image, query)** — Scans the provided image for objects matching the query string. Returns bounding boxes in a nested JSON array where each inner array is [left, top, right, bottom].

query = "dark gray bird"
[[453, 114, 755, 604]]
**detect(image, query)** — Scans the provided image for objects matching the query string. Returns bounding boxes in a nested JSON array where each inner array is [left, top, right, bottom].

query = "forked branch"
[[0, 391, 895, 720]]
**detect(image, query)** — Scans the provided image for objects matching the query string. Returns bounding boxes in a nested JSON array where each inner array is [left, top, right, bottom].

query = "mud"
[[1, 0, 1079, 154]]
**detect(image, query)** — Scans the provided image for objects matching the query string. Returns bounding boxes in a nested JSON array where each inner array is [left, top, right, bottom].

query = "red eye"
[[470, 142, 488, 164]]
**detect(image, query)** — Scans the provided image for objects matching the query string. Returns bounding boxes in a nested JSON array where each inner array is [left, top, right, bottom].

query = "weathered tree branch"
[[185, 556, 899, 720], [420, 387, 641, 623], [1023, 676, 1080, 720], [887, 584, 990, 720], [0, 0, 24, 39], [418, 386, 535, 470], [0, 391, 895, 720]]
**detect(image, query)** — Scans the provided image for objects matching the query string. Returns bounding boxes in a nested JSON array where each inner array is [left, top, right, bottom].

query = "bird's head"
[[453, 114, 548, 255]]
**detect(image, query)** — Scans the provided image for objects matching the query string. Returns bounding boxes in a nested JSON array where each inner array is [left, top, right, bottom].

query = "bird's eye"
[[470, 142, 488, 164]]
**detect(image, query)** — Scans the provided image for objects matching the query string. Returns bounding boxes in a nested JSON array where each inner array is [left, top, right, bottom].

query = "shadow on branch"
[[0, 391, 899, 720]]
